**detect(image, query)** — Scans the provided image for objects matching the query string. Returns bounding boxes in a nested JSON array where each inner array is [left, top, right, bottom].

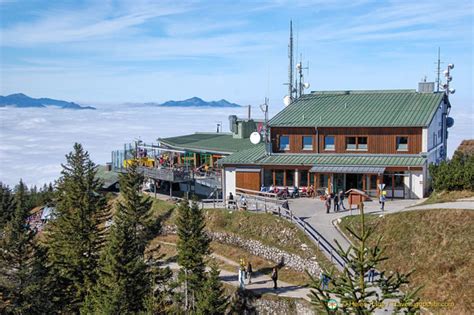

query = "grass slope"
[[421, 190, 474, 205], [339, 209, 474, 315]]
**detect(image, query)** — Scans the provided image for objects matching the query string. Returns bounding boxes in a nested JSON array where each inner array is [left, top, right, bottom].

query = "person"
[[260, 185, 267, 192], [320, 271, 329, 290], [292, 185, 299, 198], [269, 184, 275, 193], [228, 192, 235, 209], [238, 265, 246, 290], [271, 266, 278, 290], [333, 193, 339, 212], [368, 268, 376, 282], [308, 185, 315, 198], [247, 261, 253, 284], [338, 191, 346, 210], [240, 195, 247, 211], [325, 194, 331, 213], [379, 192, 386, 211]]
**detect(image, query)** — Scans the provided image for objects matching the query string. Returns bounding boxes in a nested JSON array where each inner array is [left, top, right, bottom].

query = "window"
[[300, 170, 308, 186], [302, 136, 313, 150], [396, 136, 408, 151], [346, 137, 357, 150], [286, 170, 295, 186], [279, 136, 290, 151], [275, 170, 284, 186], [358, 137, 367, 150], [346, 136, 368, 150], [263, 169, 273, 186], [370, 175, 377, 190], [324, 136, 335, 150], [319, 174, 329, 188]]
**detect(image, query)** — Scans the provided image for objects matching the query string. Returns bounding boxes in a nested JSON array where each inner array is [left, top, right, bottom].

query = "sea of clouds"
[[0, 104, 261, 187], [0, 103, 471, 188]]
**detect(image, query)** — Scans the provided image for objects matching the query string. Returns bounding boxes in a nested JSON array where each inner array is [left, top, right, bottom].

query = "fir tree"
[[45, 143, 109, 313], [85, 163, 156, 314], [196, 262, 229, 315], [0, 182, 15, 230], [308, 202, 420, 314], [175, 198, 210, 312], [0, 180, 51, 314]]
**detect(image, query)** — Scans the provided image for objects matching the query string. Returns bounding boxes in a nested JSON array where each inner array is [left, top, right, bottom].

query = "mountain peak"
[[159, 97, 241, 108], [0, 93, 95, 110]]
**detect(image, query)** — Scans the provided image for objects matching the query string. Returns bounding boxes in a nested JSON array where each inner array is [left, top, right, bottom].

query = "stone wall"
[[162, 225, 320, 276]]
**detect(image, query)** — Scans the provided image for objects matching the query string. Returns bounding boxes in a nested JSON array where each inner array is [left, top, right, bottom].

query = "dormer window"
[[279, 136, 290, 151]]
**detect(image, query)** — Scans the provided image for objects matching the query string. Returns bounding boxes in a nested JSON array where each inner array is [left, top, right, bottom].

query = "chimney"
[[418, 80, 435, 93]]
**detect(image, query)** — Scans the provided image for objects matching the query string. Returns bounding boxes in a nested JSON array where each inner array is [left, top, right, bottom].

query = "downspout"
[[315, 127, 319, 153]]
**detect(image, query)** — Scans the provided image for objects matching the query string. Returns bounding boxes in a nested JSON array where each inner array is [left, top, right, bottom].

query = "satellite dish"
[[283, 95, 291, 106], [250, 132, 261, 145], [303, 82, 310, 89]]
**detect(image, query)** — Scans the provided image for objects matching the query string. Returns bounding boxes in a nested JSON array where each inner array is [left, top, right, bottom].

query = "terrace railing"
[[137, 166, 192, 182]]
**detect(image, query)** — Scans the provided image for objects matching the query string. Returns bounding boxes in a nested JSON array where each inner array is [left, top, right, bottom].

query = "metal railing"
[[136, 166, 192, 182], [234, 188, 347, 271]]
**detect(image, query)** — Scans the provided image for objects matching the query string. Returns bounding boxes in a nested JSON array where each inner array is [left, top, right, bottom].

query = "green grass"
[[338, 209, 474, 315], [421, 190, 474, 205]]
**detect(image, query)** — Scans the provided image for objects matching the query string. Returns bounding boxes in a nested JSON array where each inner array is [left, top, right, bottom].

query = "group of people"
[[237, 259, 279, 290], [262, 184, 317, 199], [238, 259, 253, 289], [324, 190, 347, 213]]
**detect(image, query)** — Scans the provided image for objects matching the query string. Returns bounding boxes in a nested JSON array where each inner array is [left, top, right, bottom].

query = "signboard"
[[378, 183, 386, 190]]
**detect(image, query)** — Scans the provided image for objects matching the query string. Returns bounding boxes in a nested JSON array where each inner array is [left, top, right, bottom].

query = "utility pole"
[[436, 47, 441, 92]]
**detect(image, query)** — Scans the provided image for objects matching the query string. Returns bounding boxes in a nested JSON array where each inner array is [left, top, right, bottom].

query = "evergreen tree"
[[45, 143, 109, 313], [0, 182, 15, 230], [308, 202, 420, 314], [196, 262, 229, 315], [175, 198, 210, 312], [84, 163, 156, 314], [0, 180, 51, 314]]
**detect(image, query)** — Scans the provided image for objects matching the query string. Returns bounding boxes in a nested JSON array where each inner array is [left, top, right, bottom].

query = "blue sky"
[[1, 1, 473, 111]]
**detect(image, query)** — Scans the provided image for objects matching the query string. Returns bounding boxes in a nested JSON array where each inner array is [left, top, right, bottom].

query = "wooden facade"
[[236, 171, 261, 191], [271, 127, 422, 154]]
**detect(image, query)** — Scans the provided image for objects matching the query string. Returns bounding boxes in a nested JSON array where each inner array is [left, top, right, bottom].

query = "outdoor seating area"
[[259, 185, 328, 200]]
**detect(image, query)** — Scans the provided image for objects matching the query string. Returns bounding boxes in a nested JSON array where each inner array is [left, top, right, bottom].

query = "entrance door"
[[333, 173, 344, 194], [346, 173, 363, 190]]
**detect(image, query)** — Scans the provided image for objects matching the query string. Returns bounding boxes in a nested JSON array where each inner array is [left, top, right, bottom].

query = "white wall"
[[224, 167, 236, 198]]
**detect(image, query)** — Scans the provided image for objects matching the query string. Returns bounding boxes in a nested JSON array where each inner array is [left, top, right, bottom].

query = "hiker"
[[291, 185, 299, 198], [338, 191, 346, 210], [368, 268, 376, 282], [228, 192, 235, 209], [247, 261, 253, 284], [271, 266, 278, 290], [238, 259, 246, 289], [282, 200, 290, 211], [333, 193, 339, 212], [379, 192, 386, 211], [320, 271, 329, 290], [240, 195, 247, 211], [325, 194, 331, 213]]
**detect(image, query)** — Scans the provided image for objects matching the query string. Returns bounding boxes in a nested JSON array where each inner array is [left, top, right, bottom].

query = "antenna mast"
[[436, 47, 441, 92], [288, 20, 294, 101]]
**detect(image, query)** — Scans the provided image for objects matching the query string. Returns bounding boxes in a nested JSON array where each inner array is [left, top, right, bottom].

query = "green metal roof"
[[159, 133, 255, 154], [218, 145, 426, 167], [269, 90, 444, 128]]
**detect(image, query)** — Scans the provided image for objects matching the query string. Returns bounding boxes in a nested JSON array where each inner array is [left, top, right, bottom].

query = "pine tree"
[[0, 180, 51, 314], [196, 262, 229, 315], [45, 143, 109, 313], [308, 202, 420, 314], [85, 163, 156, 314], [0, 182, 15, 230], [175, 198, 210, 311]]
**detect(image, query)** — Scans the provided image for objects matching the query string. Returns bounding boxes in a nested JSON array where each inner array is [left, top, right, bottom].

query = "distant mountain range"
[[137, 97, 241, 108], [0, 93, 96, 110]]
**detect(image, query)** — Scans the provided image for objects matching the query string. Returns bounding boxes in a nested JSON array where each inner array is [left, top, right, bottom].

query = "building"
[[110, 116, 261, 197], [219, 87, 453, 199]]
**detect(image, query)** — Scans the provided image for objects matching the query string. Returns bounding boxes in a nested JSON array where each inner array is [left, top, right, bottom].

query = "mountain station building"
[[219, 88, 452, 200]]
